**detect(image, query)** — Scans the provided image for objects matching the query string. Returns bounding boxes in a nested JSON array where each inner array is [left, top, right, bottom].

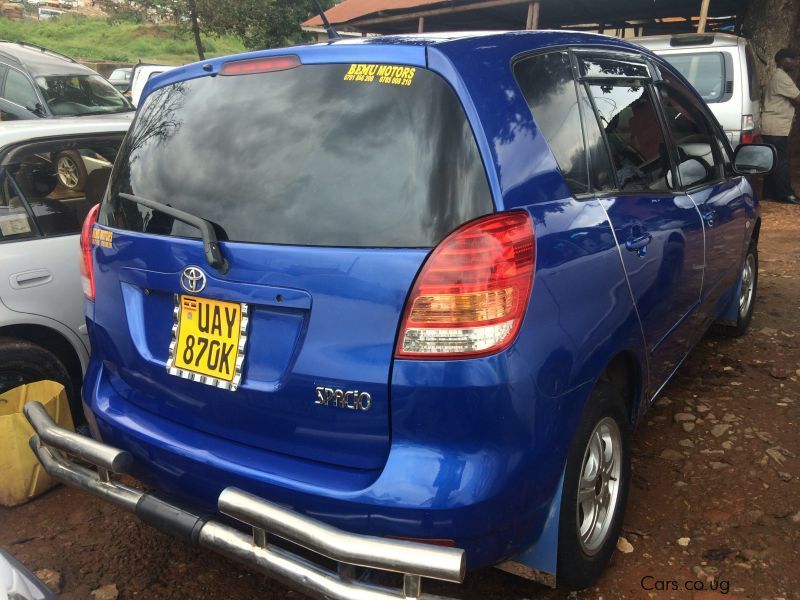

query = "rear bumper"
[[25, 401, 465, 600], [81, 355, 569, 572]]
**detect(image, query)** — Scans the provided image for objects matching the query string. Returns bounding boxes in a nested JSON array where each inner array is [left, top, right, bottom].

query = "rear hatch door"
[[93, 55, 493, 469]]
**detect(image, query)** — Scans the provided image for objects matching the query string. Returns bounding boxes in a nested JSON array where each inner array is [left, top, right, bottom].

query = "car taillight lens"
[[741, 114, 756, 144], [80, 204, 100, 301], [740, 131, 757, 145], [395, 212, 535, 359]]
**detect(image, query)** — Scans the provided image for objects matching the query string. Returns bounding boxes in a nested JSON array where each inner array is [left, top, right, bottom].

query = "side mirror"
[[667, 158, 709, 189], [733, 144, 775, 175], [25, 102, 46, 118]]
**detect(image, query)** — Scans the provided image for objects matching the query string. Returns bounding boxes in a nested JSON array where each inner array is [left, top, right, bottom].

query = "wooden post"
[[525, 1, 540, 29], [697, 0, 711, 32], [418, 16, 425, 32]]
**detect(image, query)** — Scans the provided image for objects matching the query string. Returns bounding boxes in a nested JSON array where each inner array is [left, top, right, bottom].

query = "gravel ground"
[[1, 201, 798, 600]]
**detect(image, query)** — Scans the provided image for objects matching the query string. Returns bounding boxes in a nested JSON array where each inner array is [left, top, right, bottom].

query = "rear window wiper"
[[119, 192, 229, 274]]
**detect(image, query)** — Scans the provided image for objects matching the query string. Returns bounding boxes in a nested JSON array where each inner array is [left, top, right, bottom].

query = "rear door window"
[[2, 68, 38, 109], [586, 83, 672, 192], [104, 62, 493, 248], [3, 136, 123, 236], [577, 84, 616, 192], [0, 172, 36, 242]]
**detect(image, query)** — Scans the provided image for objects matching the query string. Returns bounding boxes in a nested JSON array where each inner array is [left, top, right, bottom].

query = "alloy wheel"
[[576, 416, 622, 555], [57, 155, 80, 189], [738, 253, 755, 319]]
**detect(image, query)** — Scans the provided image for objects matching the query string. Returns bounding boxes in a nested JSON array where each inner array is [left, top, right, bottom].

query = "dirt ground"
[[1, 201, 798, 600]]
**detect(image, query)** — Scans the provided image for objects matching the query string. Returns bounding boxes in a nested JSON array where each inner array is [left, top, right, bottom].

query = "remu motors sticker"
[[92, 227, 113, 249], [343, 64, 416, 87]]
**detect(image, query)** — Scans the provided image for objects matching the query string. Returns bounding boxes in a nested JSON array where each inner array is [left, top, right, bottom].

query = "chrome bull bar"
[[24, 402, 465, 600]]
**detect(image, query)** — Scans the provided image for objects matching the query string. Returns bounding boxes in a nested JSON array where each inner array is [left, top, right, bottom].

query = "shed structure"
[[303, 0, 745, 37]]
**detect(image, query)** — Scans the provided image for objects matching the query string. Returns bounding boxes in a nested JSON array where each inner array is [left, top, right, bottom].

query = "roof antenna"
[[312, 0, 341, 41]]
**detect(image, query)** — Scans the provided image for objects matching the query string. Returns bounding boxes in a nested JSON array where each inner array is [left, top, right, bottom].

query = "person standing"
[[762, 48, 800, 205]]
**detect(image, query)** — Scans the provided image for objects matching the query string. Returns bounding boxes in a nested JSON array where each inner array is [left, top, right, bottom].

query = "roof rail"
[[0, 45, 23, 67], [0, 39, 77, 63]]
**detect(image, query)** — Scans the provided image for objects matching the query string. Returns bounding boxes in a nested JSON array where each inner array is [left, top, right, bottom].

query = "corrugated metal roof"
[[304, 0, 453, 27], [304, 0, 741, 31]]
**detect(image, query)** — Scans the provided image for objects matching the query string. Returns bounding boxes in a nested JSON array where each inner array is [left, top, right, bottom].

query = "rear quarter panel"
[[415, 37, 651, 566]]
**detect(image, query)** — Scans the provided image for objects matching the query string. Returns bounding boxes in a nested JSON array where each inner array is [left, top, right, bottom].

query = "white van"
[[37, 7, 63, 20], [634, 33, 761, 147], [129, 64, 176, 107]]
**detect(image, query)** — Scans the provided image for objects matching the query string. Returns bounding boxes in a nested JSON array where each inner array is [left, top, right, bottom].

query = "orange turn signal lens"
[[408, 288, 516, 325]]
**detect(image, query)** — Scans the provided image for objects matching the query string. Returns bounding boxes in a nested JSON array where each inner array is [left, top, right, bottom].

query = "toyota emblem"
[[181, 266, 207, 294]]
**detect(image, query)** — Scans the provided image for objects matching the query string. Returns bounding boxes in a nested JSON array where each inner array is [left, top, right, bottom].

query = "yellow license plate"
[[171, 295, 246, 386]]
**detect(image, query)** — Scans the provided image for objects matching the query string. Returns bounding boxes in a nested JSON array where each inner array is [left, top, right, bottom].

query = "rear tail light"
[[395, 212, 535, 359], [740, 114, 756, 145], [80, 204, 100, 301], [220, 55, 301, 76]]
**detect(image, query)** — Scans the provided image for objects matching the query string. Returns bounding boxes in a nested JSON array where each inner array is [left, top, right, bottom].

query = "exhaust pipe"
[[24, 402, 465, 600]]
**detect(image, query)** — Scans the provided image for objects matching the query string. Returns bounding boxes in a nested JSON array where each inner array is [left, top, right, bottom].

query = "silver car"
[[0, 118, 129, 420], [0, 548, 54, 600], [634, 33, 762, 147]]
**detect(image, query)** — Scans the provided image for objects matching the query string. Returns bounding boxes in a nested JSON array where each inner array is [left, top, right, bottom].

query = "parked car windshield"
[[109, 68, 131, 82], [103, 62, 493, 247], [35, 74, 133, 116], [659, 52, 726, 103]]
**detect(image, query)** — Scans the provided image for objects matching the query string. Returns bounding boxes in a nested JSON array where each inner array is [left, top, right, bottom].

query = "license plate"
[[168, 295, 248, 390]]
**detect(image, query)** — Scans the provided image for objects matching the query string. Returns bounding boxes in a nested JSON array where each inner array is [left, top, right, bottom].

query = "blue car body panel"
[[85, 31, 758, 580]]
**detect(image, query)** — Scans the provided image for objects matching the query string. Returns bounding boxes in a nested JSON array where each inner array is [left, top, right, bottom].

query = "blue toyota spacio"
[[25, 29, 775, 598]]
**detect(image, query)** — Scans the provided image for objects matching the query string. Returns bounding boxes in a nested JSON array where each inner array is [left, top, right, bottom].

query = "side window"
[[3, 69, 38, 109], [657, 71, 723, 187], [0, 66, 13, 122], [577, 84, 615, 191], [1, 99, 21, 122], [7, 137, 122, 236], [0, 171, 37, 242], [586, 83, 672, 192], [514, 52, 589, 195], [745, 45, 760, 102]]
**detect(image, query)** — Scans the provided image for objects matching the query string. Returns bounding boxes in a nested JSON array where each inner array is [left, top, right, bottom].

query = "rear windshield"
[[102, 62, 493, 247], [660, 52, 726, 103]]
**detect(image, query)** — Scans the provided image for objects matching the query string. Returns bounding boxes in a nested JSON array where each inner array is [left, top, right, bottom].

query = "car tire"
[[716, 241, 758, 337], [0, 337, 75, 415], [55, 150, 87, 192], [556, 380, 631, 590]]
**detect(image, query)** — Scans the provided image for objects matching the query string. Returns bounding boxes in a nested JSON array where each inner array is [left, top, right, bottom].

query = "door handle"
[[625, 233, 652, 257], [9, 269, 53, 289], [702, 211, 715, 228]]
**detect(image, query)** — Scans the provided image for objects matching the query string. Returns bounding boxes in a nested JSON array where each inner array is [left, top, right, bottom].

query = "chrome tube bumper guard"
[[24, 402, 465, 600]]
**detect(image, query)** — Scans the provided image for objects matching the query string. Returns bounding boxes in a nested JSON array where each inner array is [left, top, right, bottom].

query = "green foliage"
[[101, 0, 336, 52], [0, 15, 246, 64], [203, 0, 335, 50]]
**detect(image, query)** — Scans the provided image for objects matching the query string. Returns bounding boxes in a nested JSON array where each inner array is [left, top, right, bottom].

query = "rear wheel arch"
[[0, 323, 84, 416], [596, 351, 643, 426], [751, 217, 761, 247], [556, 352, 639, 589]]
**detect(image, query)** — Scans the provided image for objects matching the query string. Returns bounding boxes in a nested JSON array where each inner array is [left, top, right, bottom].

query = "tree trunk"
[[189, 0, 205, 61], [740, 0, 800, 87]]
